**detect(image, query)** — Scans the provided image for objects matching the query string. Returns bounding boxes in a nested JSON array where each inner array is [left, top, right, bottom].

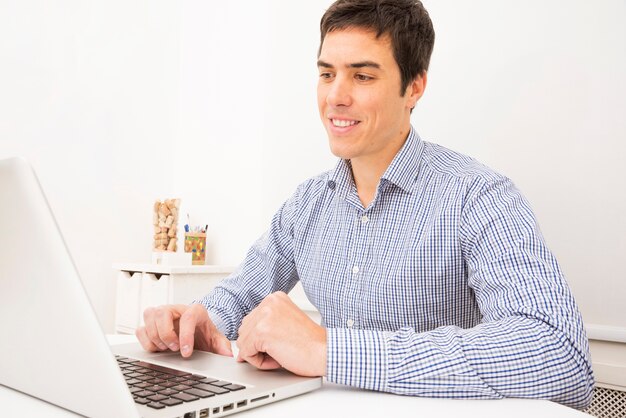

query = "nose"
[[326, 76, 352, 108]]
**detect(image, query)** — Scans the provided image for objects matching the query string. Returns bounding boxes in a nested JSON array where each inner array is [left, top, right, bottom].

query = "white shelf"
[[112, 262, 237, 275]]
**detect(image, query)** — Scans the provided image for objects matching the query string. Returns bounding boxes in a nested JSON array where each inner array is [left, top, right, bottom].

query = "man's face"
[[317, 28, 421, 162]]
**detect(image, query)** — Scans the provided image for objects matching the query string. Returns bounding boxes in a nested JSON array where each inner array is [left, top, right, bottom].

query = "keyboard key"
[[144, 370, 160, 377], [190, 374, 206, 380], [199, 377, 218, 384], [158, 388, 179, 396], [172, 392, 199, 402], [147, 394, 169, 402], [125, 379, 142, 386], [145, 385, 165, 393], [181, 380, 199, 387], [210, 380, 232, 387], [147, 402, 165, 410], [161, 398, 184, 407], [184, 388, 215, 399], [129, 387, 144, 394], [171, 384, 192, 391], [223, 384, 245, 391], [147, 378, 166, 385], [134, 397, 150, 405], [194, 384, 229, 395], [135, 361, 191, 377], [134, 390, 156, 398], [134, 382, 151, 389], [159, 381, 178, 388]]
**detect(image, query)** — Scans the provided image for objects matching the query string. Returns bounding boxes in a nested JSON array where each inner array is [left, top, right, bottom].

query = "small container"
[[184, 232, 206, 265]]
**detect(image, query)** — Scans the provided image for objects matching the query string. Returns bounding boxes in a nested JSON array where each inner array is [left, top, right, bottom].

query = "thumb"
[[211, 331, 234, 357]]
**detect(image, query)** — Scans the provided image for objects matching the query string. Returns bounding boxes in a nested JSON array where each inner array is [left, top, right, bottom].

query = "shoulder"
[[420, 141, 505, 186], [417, 141, 525, 211], [290, 169, 335, 206]]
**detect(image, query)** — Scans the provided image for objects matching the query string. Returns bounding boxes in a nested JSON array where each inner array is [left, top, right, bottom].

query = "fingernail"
[[182, 345, 191, 355], [169, 343, 179, 351], [158, 343, 168, 350]]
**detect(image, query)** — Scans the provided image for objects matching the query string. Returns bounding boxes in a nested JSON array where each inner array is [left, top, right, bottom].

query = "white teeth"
[[332, 119, 357, 127]]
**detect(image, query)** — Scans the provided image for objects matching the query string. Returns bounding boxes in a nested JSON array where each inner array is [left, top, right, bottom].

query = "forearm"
[[194, 259, 298, 339], [327, 316, 593, 408], [193, 190, 301, 339]]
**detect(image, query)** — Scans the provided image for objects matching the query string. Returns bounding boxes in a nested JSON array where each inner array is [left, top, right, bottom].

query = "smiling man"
[[137, 0, 594, 408]]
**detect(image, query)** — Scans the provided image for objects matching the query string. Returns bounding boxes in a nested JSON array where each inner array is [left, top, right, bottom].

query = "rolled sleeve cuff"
[[326, 328, 387, 392], [191, 300, 232, 339]]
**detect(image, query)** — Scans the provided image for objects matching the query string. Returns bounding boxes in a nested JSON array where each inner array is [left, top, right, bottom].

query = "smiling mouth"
[[331, 119, 360, 127]]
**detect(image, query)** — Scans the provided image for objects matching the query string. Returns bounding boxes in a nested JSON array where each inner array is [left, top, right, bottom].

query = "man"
[[137, 0, 594, 408]]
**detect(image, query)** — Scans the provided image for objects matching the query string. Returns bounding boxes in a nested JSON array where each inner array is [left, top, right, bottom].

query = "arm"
[[194, 186, 301, 340], [195, 185, 328, 376], [137, 186, 302, 357], [326, 177, 594, 408]]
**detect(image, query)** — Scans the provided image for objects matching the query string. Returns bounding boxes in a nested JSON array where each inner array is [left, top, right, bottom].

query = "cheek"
[[317, 84, 326, 109]]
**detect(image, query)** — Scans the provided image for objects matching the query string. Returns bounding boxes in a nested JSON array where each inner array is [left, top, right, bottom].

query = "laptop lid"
[[0, 157, 139, 417], [0, 157, 322, 417]]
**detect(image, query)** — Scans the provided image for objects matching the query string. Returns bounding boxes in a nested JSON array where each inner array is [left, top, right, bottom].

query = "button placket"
[[345, 210, 370, 331]]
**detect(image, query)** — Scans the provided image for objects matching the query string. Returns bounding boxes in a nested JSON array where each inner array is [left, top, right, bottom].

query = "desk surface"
[[0, 336, 590, 418]]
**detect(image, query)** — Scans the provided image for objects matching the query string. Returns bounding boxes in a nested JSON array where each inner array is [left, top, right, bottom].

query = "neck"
[[350, 126, 410, 208]]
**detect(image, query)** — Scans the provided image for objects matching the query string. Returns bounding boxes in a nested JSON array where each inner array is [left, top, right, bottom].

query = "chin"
[[327, 140, 353, 160]]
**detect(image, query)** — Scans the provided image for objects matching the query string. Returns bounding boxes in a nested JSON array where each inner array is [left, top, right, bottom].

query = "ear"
[[405, 72, 427, 109]]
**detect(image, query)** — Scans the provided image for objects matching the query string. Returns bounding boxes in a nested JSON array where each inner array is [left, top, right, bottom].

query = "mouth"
[[328, 117, 361, 133], [330, 118, 359, 127]]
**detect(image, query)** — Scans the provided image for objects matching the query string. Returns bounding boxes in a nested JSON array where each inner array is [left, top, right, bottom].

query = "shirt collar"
[[380, 126, 424, 193], [328, 126, 424, 195]]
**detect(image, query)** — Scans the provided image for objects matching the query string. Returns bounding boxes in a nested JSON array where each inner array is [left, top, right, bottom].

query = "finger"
[[143, 308, 168, 351], [242, 352, 282, 370], [258, 354, 281, 370], [135, 326, 160, 352], [154, 307, 181, 352], [178, 305, 204, 357], [211, 331, 234, 357], [235, 331, 262, 366]]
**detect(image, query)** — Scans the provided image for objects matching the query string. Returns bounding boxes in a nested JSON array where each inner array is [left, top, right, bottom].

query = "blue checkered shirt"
[[196, 127, 594, 408]]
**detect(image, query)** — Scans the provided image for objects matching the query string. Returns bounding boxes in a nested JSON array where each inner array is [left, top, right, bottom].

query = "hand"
[[236, 291, 326, 377], [136, 303, 232, 358]]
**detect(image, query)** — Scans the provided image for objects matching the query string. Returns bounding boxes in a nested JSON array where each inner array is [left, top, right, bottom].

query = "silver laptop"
[[0, 157, 322, 418]]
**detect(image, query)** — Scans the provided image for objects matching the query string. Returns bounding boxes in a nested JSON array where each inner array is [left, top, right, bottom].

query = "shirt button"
[[360, 215, 369, 224], [352, 266, 359, 274], [347, 319, 354, 328]]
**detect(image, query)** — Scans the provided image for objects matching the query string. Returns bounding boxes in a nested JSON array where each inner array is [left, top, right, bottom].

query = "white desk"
[[0, 336, 590, 418]]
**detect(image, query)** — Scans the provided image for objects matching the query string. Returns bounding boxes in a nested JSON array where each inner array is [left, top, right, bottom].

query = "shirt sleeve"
[[193, 188, 300, 340], [326, 176, 594, 409]]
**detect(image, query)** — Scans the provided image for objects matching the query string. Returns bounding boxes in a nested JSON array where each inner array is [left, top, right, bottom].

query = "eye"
[[319, 72, 334, 81], [355, 73, 373, 82]]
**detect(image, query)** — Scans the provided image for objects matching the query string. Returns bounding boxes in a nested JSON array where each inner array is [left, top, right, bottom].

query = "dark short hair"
[[319, 0, 435, 96]]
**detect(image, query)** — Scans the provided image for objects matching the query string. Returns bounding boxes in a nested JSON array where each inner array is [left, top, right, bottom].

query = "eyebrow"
[[317, 60, 381, 70]]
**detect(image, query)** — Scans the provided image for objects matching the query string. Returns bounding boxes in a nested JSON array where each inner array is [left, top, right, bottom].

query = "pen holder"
[[184, 232, 206, 265]]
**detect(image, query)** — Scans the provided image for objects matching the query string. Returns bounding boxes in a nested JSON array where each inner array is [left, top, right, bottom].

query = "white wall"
[[1, 0, 625, 336], [0, 0, 181, 332], [419, 0, 626, 334]]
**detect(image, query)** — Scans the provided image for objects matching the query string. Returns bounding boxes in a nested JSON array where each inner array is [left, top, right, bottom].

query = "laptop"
[[0, 157, 322, 418]]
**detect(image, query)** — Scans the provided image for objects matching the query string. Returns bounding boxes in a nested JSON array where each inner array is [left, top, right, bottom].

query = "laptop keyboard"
[[116, 355, 246, 410]]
